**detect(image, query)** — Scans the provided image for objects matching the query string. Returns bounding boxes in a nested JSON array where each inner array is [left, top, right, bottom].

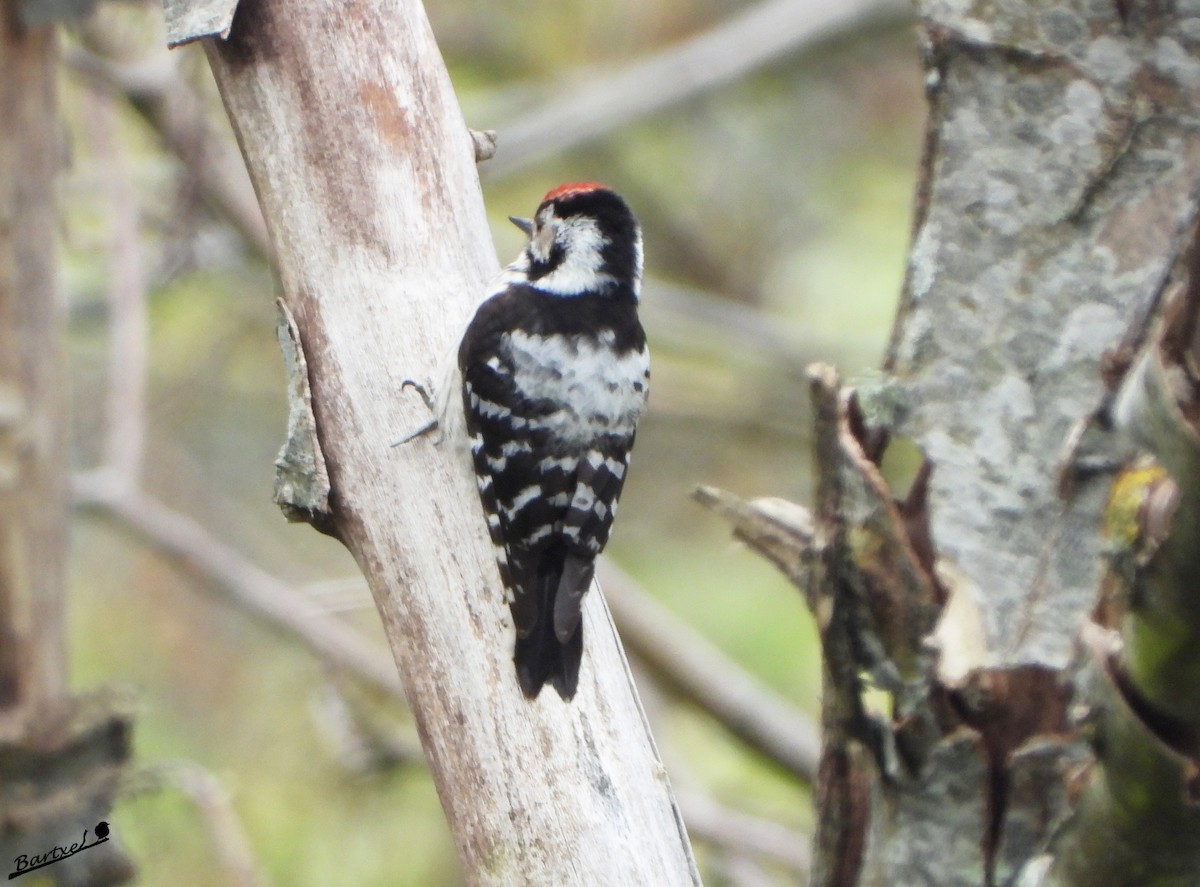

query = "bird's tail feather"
[[515, 568, 583, 700]]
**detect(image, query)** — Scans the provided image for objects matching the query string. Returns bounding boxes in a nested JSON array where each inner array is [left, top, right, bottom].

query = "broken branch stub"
[[691, 485, 815, 592], [807, 365, 943, 716], [703, 366, 1089, 887], [0, 691, 136, 886], [273, 299, 335, 536], [163, 0, 240, 47]]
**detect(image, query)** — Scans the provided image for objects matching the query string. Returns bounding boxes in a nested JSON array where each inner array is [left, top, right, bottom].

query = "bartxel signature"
[[8, 821, 111, 880]]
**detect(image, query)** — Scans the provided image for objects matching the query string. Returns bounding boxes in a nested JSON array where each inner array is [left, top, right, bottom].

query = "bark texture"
[[889, 0, 1200, 672], [821, 1, 1200, 883], [201, 1, 700, 884], [706, 2, 1200, 885]]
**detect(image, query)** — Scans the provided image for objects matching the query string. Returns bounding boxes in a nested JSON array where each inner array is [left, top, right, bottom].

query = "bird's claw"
[[392, 378, 440, 447], [401, 378, 436, 411]]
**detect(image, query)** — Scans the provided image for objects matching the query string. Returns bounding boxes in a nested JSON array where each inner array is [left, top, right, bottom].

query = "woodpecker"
[[458, 183, 649, 700]]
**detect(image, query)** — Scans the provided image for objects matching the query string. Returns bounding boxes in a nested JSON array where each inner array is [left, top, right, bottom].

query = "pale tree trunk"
[[0, 0, 67, 721], [704, 2, 1200, 885], [0, 2, 132, 883], [165, 0, 701, 884]]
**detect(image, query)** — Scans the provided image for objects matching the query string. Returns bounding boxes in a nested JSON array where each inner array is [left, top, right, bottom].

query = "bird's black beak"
[[509, 216, 535, 237]]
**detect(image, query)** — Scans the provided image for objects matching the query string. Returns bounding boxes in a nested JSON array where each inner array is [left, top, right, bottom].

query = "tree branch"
[[484, 0, 910, 177], [86, 83, 149, 488], [197, 1, 699, 882], [67, 39, 272, 260], [74, 471, 404, 698], [676, 789, 810, 876], [0, 0, 68, 716], [599, 559, 820, 783], [127, 761, 272, 887]]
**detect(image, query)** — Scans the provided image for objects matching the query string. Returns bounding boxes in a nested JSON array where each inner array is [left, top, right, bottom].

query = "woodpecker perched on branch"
[[458, 183, 649, 699]]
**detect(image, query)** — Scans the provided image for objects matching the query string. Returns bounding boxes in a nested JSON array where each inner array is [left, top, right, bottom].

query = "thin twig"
[[73, 470, 403, 698], [310, 676, 425, 774], [127, 761, 273, 887], [650, 696, 810, 881], [67, 43, 272, 260], [597, 560, 820, 783], [86, 84, 149, 488], [485, 0, 909, 177], [678, 789, 810, 874], [641, 279, 857, 376]]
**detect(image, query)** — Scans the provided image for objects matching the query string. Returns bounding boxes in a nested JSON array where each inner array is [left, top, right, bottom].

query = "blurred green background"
[[60, 1, 923, 883]]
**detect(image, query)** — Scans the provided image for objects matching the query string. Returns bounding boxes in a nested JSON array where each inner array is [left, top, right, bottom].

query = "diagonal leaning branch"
[[191, 0, 699, 883]]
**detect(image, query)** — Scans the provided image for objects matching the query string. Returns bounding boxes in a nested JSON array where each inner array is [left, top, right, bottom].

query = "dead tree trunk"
[[0, 3, 132, 883], [0, 0, 67, 720], [166, 0, 700, 883], [705, 2, 1200, 886]]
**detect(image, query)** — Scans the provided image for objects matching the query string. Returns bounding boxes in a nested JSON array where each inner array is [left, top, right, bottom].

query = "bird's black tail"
[[514, 567, 583, 700]]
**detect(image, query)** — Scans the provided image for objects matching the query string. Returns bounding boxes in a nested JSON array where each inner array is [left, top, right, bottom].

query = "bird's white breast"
[[502, 329, 648, 447]]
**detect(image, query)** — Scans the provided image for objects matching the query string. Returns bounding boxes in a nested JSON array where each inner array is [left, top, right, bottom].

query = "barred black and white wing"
[[459, 285, 648, 700]]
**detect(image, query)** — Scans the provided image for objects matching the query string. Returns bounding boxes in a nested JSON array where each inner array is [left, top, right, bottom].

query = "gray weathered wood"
[[195, 1, 700, 883], [163, 0, 239, 47]]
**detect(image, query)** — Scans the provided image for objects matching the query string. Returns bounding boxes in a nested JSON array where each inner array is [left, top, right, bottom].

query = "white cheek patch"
[[530, 215, 616, 297]]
